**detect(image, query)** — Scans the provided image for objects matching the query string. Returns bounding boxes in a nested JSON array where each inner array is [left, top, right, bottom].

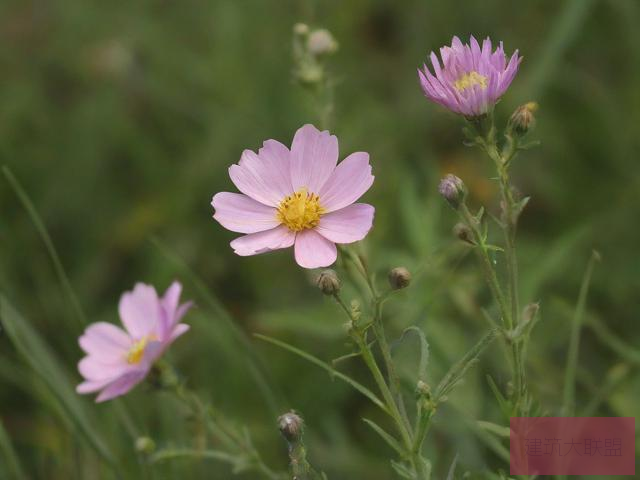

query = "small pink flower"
[[418, 35, 521, 117], [76, 281, 192, 403], [211, 124, 375, 269]]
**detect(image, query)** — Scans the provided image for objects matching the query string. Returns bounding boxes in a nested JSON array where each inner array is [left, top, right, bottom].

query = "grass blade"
[[254, 334, 387, 413], [0, 419, 26, 480], [2, 166, 86, 329], [0, 295, 119, 474], [398, 326, 430, 382], [562, 251, 599, 416]]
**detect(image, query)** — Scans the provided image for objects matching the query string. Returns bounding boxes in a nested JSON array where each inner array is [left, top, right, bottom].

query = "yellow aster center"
[[277, 188, 325, 232], [454, 71, 488, 92], [126, 336, 154, 365]]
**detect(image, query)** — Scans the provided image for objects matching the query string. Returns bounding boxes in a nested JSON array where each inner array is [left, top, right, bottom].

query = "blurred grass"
[[1, 0, 639, 478]]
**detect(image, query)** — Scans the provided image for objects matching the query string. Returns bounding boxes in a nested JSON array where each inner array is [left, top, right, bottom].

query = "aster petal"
[[230, 224, 295, 256], [79, 356, 128, 381], [290, 124, 339, 193], [212, 192, 279, 234], [95, 370, 147, 403], [118, 283, 161, 339], [79, 322, 130, 361], [229, 142, 292, 206], [316, 203, 374, 244], [294, 229, 337, 269], [159, 281, 192, 338], [319, 152, 374, 212], [169, 323, 190, 342]]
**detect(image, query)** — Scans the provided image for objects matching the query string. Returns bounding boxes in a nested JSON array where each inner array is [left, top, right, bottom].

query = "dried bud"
[[509, 102, 538, 136], [388, 267, 411, 290], [307, 29, 338, 56], [438, 174, 467, 209], [278, 411, 304, 443], [522, 302, 540, 324], [316, 269, 340, 295], [135, 436, 156, 454], [293, 23, 309, 36], [453, 222, 474, 245]]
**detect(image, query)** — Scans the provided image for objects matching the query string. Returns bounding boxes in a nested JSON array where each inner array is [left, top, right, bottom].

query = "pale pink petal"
[[230, 224, 295, 256], [315, 203, 375, 244], [76, 378, 113, 394], [79, 322, 130, 361], [95, 370, 147, 403], [79, 356, 128, 381], [118, 283, 161, 339], [230, 144, 292, 206], [168, 323, 190, 342], [290, 124, 339, 193], [211, 192, 279, 234], [294, 229, 337, 269], [318, 152, 374, 212]]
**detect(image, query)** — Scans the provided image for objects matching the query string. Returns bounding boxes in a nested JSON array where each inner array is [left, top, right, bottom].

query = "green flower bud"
[[135, 436, 156, 454]]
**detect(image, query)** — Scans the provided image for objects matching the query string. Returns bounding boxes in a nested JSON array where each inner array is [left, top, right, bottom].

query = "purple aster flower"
[[418, 35, 521, 117], [76, 282, 192, 402], [211, 124, 375, 269]]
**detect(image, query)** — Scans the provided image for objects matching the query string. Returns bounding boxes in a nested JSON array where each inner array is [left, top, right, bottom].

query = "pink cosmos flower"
[[76, 281, 192, 403], [211, 124, 375, 269], [418, 35, 521, 117]]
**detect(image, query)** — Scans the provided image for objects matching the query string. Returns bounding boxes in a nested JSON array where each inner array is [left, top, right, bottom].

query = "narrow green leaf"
[[476, 421, 511, 438], [0, 295, 119, 473], [390, 460, 415, 479], [362, 418, 404, 456], [446, 453, 459, 480], [0, 419, 26, 480], [254, 334, 387, 413], [398, 326, 430, 382], [150, 448, 240, 464], [435, 328, 499, 402], [486, 375, 511, 420]]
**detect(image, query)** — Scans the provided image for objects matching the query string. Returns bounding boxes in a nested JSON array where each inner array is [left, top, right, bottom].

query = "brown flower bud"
[[388, 267, 411, 290], [278, 411, 304, 443], [453, 222, 475, 245], [316, 269, 340, 295], [438, 174, 467, 209], [509, 102, 538, 136]]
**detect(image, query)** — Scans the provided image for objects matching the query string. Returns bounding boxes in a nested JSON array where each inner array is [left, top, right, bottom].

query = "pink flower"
[[76, 282, 192, 403], [211, 124, 375, 269], [418, 35, 521, 117]]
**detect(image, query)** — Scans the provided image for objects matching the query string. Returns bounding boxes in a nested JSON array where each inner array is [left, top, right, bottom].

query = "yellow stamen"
[[277, 188, 325, 232], [454, 71, 488, 92], [126, 336, 153, 364]]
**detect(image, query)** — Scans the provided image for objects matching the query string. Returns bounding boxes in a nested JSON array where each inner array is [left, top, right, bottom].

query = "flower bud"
[[438, 174, 467, 209], [508, 102, 538, 136], [307, 29, 338, 56], [278, 411, 304, 443], [293, 23, 309, 36], [316, 269, 340, 295], [135, 436, 156, 454], [452, 222, 474, 245], [522, 302, 539, 324], [388, 267, 411, 290]]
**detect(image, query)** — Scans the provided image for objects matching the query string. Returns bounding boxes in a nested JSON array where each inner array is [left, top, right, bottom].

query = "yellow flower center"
[[126, 336, 154, 365], [277, 188, 325, 232], [454, 71, 488, 92]]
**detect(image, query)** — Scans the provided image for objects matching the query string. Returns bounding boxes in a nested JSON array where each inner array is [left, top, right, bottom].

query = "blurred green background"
[[1, 0, 639, 478]]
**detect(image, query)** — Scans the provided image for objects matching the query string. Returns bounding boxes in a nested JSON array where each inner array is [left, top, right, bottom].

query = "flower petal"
[[76, 378, 113, 394], [169, 323, 190, 342], [78, 356, 128, 381], [316, 203, 375, 244], [229, 141, 292, 206], [118, 283, 161, 339], [290, 124, 338, 193], [95, 370, 147, 403], [79, 322, 130, 361], [294, 229, 337, 269], [319, 152, 374, 212], [230, 224, 295, 256], [212, 192, 279, 234]]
